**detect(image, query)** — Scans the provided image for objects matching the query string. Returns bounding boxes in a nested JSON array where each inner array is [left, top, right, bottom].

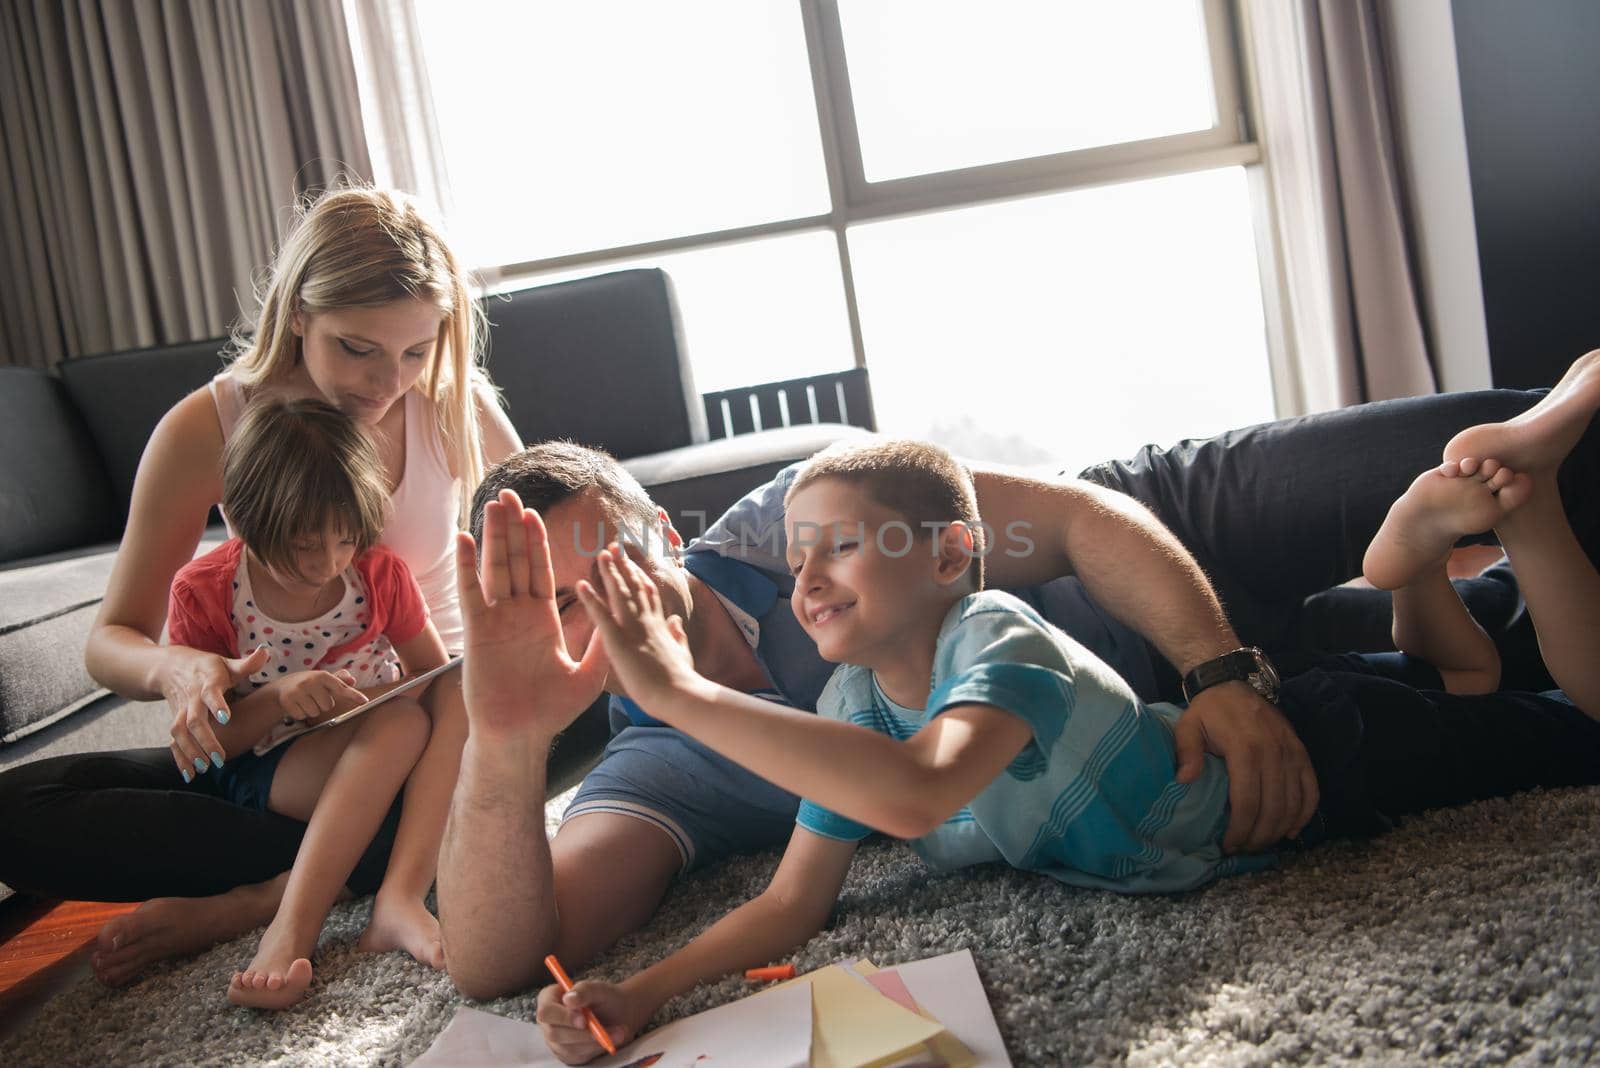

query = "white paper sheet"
[[890, 950, 1012, 1067], [412, 980, 812, 1068]]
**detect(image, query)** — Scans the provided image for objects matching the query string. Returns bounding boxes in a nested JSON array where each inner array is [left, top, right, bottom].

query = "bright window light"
[[485, 231, 854, 396], [838, 0, 1217, 181], [409, 3, 1275, 448], [414, 0, 829, 268], [848, 167, 1274, 472]]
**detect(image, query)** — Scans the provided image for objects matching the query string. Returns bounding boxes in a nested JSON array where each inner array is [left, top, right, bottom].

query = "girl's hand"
[[164, 645, 271, 780], [534, 978, 648, 1065], [575, 544, 698, 711], [274, 669, 365, 722]]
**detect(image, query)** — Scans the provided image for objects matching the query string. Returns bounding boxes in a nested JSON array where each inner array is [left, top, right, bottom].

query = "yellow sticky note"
[[842, 959, 976, 1068], [798, 964, 947, 1068]]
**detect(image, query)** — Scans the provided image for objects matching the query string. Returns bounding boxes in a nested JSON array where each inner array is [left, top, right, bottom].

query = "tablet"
[[253, 656, 463, 755]]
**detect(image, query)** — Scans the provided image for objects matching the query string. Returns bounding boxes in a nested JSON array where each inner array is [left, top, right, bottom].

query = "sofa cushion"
[[0, 547, 122, 742], [0, 368, 117, 565], [625, 423, 876, 538], [58, 338, 231, 523], [483, 269, 708, 459], [0, 530, 228, 745]]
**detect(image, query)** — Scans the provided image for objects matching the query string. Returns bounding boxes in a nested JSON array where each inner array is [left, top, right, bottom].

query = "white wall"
[[1379, 0, 1492, 392]]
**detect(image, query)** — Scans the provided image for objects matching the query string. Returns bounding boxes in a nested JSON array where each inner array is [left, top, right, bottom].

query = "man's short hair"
[[222, 396, 389, 579], [786, 438, 985, 588], [470, 440, 662, 548]]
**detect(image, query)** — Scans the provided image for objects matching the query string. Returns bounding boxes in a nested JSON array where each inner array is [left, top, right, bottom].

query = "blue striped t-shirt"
[[796, 590, 1273, 893]]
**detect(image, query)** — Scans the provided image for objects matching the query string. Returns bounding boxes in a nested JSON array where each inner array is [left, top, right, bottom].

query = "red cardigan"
[[167, 539, 429, 666]]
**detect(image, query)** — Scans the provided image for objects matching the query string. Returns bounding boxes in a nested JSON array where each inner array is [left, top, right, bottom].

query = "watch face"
[[1246, 648, 1281, 699]]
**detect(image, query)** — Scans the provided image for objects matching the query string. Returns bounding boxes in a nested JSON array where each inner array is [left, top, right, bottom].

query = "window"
[[413, 0, 1273, 467]]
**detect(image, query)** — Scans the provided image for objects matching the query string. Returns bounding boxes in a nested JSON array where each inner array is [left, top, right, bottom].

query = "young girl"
[[171, 395, 451, 1008], [532, 355, 1600, 1061], [3, 186, 522, 988]]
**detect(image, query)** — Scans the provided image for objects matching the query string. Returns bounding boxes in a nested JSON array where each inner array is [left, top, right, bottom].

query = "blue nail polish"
[[181, 768, 193, 784], [211, 751, 225, 768], [194, 756, 209, 773], [215, 708, 231, 724]]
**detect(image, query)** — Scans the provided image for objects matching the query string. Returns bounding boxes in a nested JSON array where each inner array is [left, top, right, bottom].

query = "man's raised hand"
[[453, 489, 608, 743]]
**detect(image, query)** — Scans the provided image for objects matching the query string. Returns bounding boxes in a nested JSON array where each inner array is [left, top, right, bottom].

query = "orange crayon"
[[744, 963, 798, 981], [544, 953, 618, 1055]]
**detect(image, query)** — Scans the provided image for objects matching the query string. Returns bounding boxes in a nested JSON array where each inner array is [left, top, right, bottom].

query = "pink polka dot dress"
[[230, 560, 402, 696]]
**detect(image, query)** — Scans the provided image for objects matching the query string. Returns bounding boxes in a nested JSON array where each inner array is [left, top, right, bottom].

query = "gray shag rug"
[[5, 785, 1600, 1067]]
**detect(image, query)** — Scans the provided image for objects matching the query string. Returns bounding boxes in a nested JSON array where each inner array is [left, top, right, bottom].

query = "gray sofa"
[[0, 267, 873, 782]]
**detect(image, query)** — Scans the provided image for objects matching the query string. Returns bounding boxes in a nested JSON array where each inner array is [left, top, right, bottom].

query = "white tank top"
[[209, 373, 466, 652]]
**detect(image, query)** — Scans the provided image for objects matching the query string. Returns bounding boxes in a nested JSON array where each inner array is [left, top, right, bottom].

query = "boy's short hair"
[[469, 440, 662, 549], [787, 438, 985, 589], [222, 397, 389, 577]]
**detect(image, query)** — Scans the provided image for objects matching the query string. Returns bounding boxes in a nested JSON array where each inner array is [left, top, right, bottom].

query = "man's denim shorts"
[[564, 723, 801, 873]]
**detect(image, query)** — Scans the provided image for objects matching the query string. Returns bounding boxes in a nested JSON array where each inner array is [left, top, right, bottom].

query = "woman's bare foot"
[[357, 892, 445, 969], [227, 915, 318, 1009], [1364, 460, 1533, 590], [91, 873, 289, 987], [1444, 349, 1600, 473]]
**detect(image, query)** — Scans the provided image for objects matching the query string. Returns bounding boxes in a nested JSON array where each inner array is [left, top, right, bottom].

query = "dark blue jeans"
[[1077, 388, 1600, 698], [1276, 654, 1599, 843]]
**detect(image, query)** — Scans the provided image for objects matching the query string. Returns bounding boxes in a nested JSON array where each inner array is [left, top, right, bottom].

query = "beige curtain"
[[0, 0, 372, 371], [343, 0, 453, 222], [1245, 0, 1437, 414]]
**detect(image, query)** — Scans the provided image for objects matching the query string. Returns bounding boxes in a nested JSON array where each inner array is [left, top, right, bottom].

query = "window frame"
[[480, 0, 1262, 377]]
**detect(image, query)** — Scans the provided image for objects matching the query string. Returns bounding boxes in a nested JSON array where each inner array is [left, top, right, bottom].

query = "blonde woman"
[[0, 187, 520, 985]]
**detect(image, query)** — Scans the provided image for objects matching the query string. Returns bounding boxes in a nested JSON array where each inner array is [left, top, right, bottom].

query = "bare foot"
[[228, 956, 314, 1010], [1444, 349, 1600, 473], [1363, 460, 1533, 590], [227, 916, 318, 1010], [357, 892, 445, 969], [92, 874, 288, 987]]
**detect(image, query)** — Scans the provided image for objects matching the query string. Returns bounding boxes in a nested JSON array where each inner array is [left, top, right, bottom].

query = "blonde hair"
[[223, 397, 390, 582], [787, 438, 985, 589], [227, 186, 492, 526]]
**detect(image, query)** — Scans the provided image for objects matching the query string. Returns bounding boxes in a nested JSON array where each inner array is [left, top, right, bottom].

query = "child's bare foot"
[[227, 917, 317, 1009], [357, 892, 445, 969], [92, 873, 288, 987], [228, 956, 314, 1010], [1444, 349, 1600, 473], [1364, 460, 1533, 590]]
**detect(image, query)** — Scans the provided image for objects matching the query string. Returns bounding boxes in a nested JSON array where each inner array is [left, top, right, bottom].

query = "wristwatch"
[[1181, 647, 1281, 704]]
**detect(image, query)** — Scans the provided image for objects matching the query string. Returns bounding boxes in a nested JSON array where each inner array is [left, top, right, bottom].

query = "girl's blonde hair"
[[227, 186, 493, 526]]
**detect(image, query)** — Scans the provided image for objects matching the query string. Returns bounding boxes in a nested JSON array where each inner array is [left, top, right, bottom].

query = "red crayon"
[[745, 963, 798, 981]]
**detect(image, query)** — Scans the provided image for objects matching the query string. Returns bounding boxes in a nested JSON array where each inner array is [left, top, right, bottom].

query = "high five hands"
[[574, 544, 699, 711], [452, 489, 609, 744]]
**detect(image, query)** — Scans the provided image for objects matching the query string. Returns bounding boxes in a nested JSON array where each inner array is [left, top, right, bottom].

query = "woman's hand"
[[535, 978, 649, 1065], [164, 645, 270, 779], [273, 669, 365, 722], [576, 544, 698, 712]]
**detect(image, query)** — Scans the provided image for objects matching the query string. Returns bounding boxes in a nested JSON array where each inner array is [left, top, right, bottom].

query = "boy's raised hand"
[[535, 978, 647, 1065], [453, 489, 609, 744], [575, 544, 697, 710]]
